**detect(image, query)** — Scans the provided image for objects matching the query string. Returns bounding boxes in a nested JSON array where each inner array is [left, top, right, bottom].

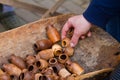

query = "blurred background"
[[0, 0, 90, 32]]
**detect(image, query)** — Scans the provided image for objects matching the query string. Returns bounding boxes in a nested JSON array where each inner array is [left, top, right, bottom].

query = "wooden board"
[[0, 0, 59, 15], [0, 14, 119, 74], [42, 0, 64, 18]]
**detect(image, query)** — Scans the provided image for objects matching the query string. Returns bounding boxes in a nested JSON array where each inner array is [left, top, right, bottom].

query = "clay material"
[[46, 25, 60, 43]]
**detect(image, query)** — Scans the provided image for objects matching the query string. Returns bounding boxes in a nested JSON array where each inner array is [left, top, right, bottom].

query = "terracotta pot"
[[25, 55, 36, 65], [52, 63, 71, 78], [0, 69, 4, 75], [3, 64, 21, 77], [46, 25, 60, 43], [35, 73, 42, 80], [66, 74, 76, 80], [66, 76, 75, 80], [53, 73, 59, 80], [42, 67, 59, 80], [9, 54, 26, 69], [34, 39, 52, 51], [0, 73, 11, 80], [42, 67, 53, 75], [64, 46, 74, 56], [58, 68, 71, 78], [37, 49, 54, 60], [39, 75, 53, 80], [59, 77, 67, 80], [65, 59, 84, 75], [10, 75, 18, 80], [0, 69, 11, 80], [62, 38, 70, 47], [35, 59, 48, 70], [52, 44, 62, 56], [19, 69, 34, 80], [28, 65, 39, 74], [49, 58, 58, 66], [58, 54, 69, 64]]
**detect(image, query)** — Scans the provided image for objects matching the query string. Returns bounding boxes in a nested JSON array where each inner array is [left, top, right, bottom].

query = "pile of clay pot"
[[0, 25, 84, 80]]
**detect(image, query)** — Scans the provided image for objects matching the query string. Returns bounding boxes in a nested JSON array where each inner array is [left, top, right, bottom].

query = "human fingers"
[[70, 30, 81, 47], [81, 31, 91, 39], [81, 36, 85, 39], [61, 21, 72, 39], [87, 31, 92, 37]]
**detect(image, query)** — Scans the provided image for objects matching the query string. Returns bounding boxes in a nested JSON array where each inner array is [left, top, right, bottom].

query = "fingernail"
[[70, 43, 74, 47], [62, 36, 65, 39]]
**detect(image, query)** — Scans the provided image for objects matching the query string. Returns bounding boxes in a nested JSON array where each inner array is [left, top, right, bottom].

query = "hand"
[[61, 15, 92, 47]]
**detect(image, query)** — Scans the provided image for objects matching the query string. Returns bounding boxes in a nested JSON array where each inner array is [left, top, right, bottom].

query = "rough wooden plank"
[[61, 0, 84, 14], [42, 0, 64, 18], [0, 0, 48, 14], [34, 0, 55, 9], [33, 13, 43, 17], [16, 0, 87, 14], [56, 7, 70, 13], [33, 0, 70, 13], [81, 1, 90, 9], [15, 8, 41, 23], [17, 0, 38, 6], [0, 14, 119, 76], [0, 24, 6, 32], [71, 0, 90, 6]]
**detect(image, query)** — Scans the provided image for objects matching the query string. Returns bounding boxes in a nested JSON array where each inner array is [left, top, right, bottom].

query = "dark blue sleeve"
[[83, 0, 120, 28]]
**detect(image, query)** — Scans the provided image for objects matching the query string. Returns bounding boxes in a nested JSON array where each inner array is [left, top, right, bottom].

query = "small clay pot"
[[65, 59, 84, 75], [3, 64, 21, 77], [35, 59, 48, 70], [35, 73, 42, 80], [19, 69, 34, 80], [58, 68, 71, 78], [9, 54, 26, 69], [46, 25, 60, 43], [52, 63, 71, 78], [10, 75, 19, 80], [66, 74, 76, 80], [0, 69, 4, 75], [40, 75, 54, 80], [25, 55, 36, 65], [42, 67, 59, 80], [28, 65, 39, 74], [58, 54, 69, 64], [34, 39, 52, 51], [59, 77, 67, 80], [64, 46, 74, 56], [0, 73, 11, 80], [42, 67, 53, 75], [49, 58, 58, 66], [62, 37, 70, 47], [52, 44, 62, 56], [37, 49, 54, 60]]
